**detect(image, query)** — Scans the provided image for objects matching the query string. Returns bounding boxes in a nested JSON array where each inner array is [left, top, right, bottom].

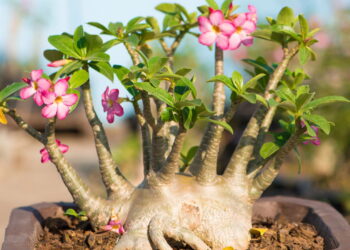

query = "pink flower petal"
[[198, 16, 212, 33], [242, 36, 254, 46], [33, 92, 44, 106], [101, 225, 113, 231], [31, 70, 43, 82], [216, 34, 230, 50], [42, 91, 56, 105], [109, 89, 120, 101], [56, 103, 70, 120], [37, 79, 52, 91], [41, 150, 50, 163], [59, 143, 69, 153], [20, 87, 36, 99], [209, 10, 224, 26], [42, 103, 58, 119], [62, 94, 78, 106], [228, 33, 242, 50], [233, 13, 246, 27], [107, 111, 115, 123], [54, 79, 69, 96], [242, 20, 256, 33], [199, 32, 217, 46], [113, 103, 124, 116], [248, 5, 257, 13], [219, 22, 235, 36]]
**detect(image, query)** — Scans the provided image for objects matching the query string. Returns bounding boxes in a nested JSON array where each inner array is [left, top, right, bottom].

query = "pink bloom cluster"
[[102, 87, 124, 123], [101, 219, 125, 234], [198, 5, 257, 50], [20, 70, 78, 120], [303, 126, 321, 146], [40, 140, 69, 163]]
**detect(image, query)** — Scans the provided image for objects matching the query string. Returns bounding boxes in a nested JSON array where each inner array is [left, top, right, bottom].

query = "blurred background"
[[1, 0, 350, 244]]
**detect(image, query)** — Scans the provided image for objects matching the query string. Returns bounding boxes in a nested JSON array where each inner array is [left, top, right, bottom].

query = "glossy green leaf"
[[243, 73, 266, 90], [221, 0, 232, 13], [89, 61, 114, 82], [207, 75, 233, 88], [134, 82, 174, 106], [206, 0, 219, 9], [303, 96, 350, 110], [43, 50, 64, 62], [73, 25, 87, 56], [277, 7, 295, 27], [113, 65, 130, 81], [0, 82, 27, 102], [302, 119, 316, 137], [203, 118, 234, 134], [155, 3, 177, 14], [64, 208, 79, 218], [299, 45, 310, 65], [148, 57, 168, 75], [48, 35, 81, 58], [88, 22, 110, 34], [298, 14, 309, 39], [52, 61, 84, 81], [69, 69, 89, 89], [303, 114, 331, 135], [146, 17, 160, 33], [260, 142, 280, 159], [177, 77, 197, 98], [85, 52, 110, 62], [126, 17, 145, 33]]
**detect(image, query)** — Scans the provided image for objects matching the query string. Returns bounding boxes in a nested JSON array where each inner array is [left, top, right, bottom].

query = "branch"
[[81, 74, 133, 200], [3, 107, 45, 143], [224, 47, 299, 181], [189, 46, 226, 183], [249, 126, 305, 200], [157, 126, 186, 184], [44, 119, 115, 228]]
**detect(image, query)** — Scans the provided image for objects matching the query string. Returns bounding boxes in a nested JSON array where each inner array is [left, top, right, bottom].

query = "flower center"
[[55, 96, 63, 103], [236, 26, 243, 33], [212, 25, 221, 33], [108, 99, 114, 107], [33, 81, 38, 90]]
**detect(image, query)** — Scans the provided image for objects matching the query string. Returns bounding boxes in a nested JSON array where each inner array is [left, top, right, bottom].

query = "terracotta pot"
[[2, 197, 350, 250]]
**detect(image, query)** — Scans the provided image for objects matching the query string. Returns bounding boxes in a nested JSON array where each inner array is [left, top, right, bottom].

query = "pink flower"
[[40, 139, 69, 163], [301, 121, 321, 146], [47, 59, 72, 67], [19, 70, 51, 106], [198, 9, 235, 50], [101, 87, 124, 123], [228, 8, 257, 50], [101, 219, 125, 235], [41, 78, 78, 120]]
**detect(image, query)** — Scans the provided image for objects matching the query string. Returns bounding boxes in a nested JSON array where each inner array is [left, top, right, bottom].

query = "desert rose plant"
[[0, 1, 349, 249]]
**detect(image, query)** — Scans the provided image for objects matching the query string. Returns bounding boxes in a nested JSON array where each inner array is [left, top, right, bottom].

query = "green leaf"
[[85, 34, 104, 56], [146, 17, 160, 33], [43, 50, 64, 62], [302, 119, 316, 137], [197, 5, 209, 14], [155, 3, 177, 14], [176, 68, 192, 76], [100, 39, 121, 52], [134, 82, 174, 106], [182, 107, 194, 130], [89, 62, 114, 82], [221, 0, 232, 13], [126, 17, 145, 33], [205, 0, 219, 9], [85, 52, 110, 62], [299, 45, 310, 65], [113, 65, 130, 81], [303, 96, 350, 110], [243, 73, 266, 90], [66, 89, 80, 113], [148, 57, 168, 75], [48, 35, 81, 58], [161, 107, 174, 122], [303, 114, 331, 135], [207, 75, 233, 89], [73, 25, 87, 56], [243, 58, 274, 74], [242, 93, 257, 104], [88, 22, 110, 34], [52, 61, 84, 81], [279, 101, 297, 113], [125, 34, 140, 47], [296, 92, 314, 110], [298, 14, 309, 39], [203, 118, 234, 134], [260, 142, 280, 159], [0, 82, 27, 102], [177, 77, 197, 98], [231, 71, 244, 90], [69, 69, 89, 89], [175, 99, 202, 109], [64, 208, 79, 217], [277, 7, 295, 27]]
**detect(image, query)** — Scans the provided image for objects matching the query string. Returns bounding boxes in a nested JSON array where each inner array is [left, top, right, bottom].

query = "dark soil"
[[35, 214, 324, 250]]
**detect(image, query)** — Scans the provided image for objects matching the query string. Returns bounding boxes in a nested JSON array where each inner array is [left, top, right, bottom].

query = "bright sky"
[[0, 0, 348, 122]]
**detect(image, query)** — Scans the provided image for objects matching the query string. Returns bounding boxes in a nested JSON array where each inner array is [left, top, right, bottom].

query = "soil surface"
[[35, 214, 324, 250]]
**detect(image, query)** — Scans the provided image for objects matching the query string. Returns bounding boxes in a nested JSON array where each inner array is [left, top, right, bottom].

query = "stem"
[[189, 46, 226, 184], [249, 127, 305, 200], [81, 70, 133, 200], [3, 107, 45, 143], [124, 42, 154, 176], [45, 119, 113, 228], [157, 126, 186, 184], [224, 47, 298, 181]]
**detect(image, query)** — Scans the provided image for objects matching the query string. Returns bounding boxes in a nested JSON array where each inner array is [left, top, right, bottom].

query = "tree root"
[[149, 215, 210, 250]]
